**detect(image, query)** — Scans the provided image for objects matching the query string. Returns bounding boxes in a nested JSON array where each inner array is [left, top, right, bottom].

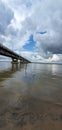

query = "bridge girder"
[[0, 44, 31, 63]]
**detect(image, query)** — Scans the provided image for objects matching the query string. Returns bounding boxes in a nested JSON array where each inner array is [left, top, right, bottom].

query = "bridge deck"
[[0, 44, 31, 63]]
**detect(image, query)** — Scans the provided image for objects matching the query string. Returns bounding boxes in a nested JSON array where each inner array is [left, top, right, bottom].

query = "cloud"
[[0, 0, 62, 62], [0, 1, 14, 35]]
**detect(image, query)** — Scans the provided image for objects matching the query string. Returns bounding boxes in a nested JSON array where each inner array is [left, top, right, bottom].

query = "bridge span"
[[0, 43, 31, 63]]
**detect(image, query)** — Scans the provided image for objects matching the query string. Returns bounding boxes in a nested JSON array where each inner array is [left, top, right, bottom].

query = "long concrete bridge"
[[0, 43, 31, 63]]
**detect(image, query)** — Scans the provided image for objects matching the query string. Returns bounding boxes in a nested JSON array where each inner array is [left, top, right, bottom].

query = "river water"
[[0, 62, 62, 130]]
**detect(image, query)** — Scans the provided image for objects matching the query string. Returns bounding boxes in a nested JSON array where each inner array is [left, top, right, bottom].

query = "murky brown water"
[[0, 62, 62, 130]]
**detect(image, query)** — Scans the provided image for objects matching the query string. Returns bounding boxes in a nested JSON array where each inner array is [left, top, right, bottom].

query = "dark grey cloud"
[[49, 43, 62, 57], [44, 44, 62, 54], [0, 1, 14, 35]]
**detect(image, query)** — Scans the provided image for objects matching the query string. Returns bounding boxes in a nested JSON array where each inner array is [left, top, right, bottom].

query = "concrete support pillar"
[[20, 59, 25, 63], [12, 58, 18, 64]]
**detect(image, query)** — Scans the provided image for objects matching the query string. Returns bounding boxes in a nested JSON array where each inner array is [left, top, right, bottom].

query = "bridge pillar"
[[12, 58, 18, 64], [20, 59, 25, 63]]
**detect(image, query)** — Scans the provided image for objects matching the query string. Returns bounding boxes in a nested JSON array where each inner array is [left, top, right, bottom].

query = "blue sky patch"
[[23, 35, 36, 51], [36, 31, 47, 34]]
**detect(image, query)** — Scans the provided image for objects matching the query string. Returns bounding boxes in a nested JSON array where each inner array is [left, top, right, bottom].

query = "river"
[[0, 62, 62, 130]]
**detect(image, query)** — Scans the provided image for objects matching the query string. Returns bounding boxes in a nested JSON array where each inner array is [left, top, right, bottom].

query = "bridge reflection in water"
[[0, 63, 28, 82]]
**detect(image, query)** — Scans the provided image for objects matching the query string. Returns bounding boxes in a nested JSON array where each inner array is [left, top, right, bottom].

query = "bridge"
[[0, 43, 31, 63]]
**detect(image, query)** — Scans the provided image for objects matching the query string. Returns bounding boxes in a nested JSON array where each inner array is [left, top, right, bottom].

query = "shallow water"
[[0, 62, 62, 104], [0, 62, 62, 130]]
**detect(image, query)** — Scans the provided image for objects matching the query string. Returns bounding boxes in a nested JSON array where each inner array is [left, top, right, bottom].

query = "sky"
[[0, 0, 62, 62]]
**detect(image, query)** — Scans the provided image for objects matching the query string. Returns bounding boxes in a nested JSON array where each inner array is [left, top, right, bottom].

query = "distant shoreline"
[[32, 62, 62, 65], [0, 61, 62, 65]]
